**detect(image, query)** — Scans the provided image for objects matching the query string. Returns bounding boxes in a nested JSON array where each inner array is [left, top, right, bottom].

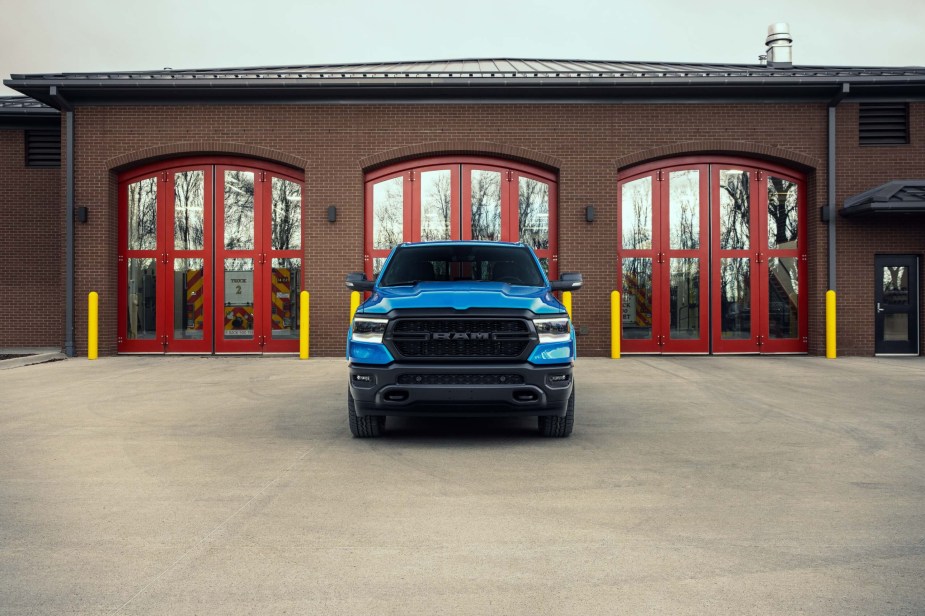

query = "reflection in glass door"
[[365, 158, 557, 279], [119, 158, 303, 354]]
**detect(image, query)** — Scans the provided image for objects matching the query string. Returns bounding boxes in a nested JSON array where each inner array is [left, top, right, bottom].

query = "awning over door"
[[841, 181, 925, 217]]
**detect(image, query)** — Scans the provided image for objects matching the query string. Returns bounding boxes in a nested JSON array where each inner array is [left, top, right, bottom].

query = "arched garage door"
[[118, 157, 303, 354], [618, 157, 807, 354], [365, 157, 558, 278]]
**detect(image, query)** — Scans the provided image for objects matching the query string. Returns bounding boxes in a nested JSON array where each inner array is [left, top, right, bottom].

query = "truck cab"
[[345, 241, 581, 438]]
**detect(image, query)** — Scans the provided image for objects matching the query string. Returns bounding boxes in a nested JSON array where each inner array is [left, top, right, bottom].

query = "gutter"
[[49, 86, 75, 357], [827, 83, 850, 293]]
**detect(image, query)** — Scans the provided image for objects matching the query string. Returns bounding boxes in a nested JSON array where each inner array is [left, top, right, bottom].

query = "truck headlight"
[[533, 318, 571, 343], [352, 318, 388, 344]]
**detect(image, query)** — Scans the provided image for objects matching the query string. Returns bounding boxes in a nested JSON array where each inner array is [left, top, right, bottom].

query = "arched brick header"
[[106, 141, 309, 172], [614, 141, 821, 173], [358, 140, 561, 172]]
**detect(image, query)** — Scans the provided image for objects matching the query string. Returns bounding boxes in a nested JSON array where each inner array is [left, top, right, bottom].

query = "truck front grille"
[[390, 318, 531, 359]]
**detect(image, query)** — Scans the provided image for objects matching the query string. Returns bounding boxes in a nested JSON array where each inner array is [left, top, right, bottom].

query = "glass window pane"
[[373, 258, 387, 277], [127, 258, 157, 339], [720, 258, 751, 339], [768, 257, 799, 339], [622, 258, 653, 340], [621, 176, 652, 250], [470, 170, 502, 241], [271, 258, 302, 340], [669, 170, 699, 249], [127, 178, 158, 250], [224, 171, 255, 250], [373, 177, 404, 250], [768, 177, 798, 249], [670, 258, 700, 340], [174, 171, 204, 250], [271, 178, 302, 250], [719, 170, 750, 250], [420, 170, 452, 241], [883, 266, 909, 305], [174, 258, 204, 340], [519, 177, 549, 250], [884, 314, 909, 342], [223, 258, 254, 339]]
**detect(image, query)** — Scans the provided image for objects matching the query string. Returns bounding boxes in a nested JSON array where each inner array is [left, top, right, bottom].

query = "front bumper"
[[348, 361, 573, 418]]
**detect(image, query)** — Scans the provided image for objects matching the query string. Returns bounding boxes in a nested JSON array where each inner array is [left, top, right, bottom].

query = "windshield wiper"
[[382, 280, 422, 287]]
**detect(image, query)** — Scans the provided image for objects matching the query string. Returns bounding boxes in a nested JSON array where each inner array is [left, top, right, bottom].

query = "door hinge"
[[117, 336, 123, 344], [118, 255, 124, 263], [757, 336, 764, 346], [364, 254, 370, 262], [506, 170, 514, 182], [160, 172, 168, 183], [409, 171, 415, 182], [552, 254, 558, 262], [161, 335, 168, 346], [259, 171, 267, 183], [756, 170, 764, 181], [656, 170, 664, 182], [802, 337, 808, 343], [755, 252, 763, 264]]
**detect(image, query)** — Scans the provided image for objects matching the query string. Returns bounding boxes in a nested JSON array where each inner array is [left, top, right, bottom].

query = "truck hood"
[[358, 281, 566, 315]]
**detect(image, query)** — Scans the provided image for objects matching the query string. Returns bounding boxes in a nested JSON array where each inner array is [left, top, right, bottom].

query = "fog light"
[[353, 374, 372, 382], [549, 374, 570, 382]]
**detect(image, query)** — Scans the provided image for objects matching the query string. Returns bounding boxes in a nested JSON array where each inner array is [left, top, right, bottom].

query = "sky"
[[1, 0, 923, 96]]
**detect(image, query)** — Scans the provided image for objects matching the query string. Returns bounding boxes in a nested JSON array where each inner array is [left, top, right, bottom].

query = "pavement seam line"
[[110, 444, 317, 614]]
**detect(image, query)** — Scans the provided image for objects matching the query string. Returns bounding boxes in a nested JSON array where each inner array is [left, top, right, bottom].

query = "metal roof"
[[0, 96, 59, 129], [5, 58, 925, 107], [841, 181, 925, 217]]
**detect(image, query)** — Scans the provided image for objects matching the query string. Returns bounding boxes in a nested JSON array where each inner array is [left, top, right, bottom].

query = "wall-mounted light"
[[327, 205, 337, 223], [585, 205, 595, 223], [75, 207, 88, 223]]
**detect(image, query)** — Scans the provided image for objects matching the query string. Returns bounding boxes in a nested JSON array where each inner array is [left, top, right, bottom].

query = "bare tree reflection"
[[224, 171, 255, 250], [128, 178, 157, 250], [174, 171, 204, 250], [519, 178, 549, 249], [720, 171, 749, 250], [271, 178, 301, 250], [373, 177, 403, 250], [471, 170, 501, 240], [622, 177, 652, 249], [767, 177, 798, 248], [421, 171, 452, 241]]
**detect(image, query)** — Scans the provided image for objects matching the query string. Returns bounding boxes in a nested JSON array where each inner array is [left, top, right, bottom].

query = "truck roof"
[[396, 240, 526, 248]]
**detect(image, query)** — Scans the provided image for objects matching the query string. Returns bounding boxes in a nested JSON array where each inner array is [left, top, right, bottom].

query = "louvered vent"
[[25, 129, 61, 167], [859, 103, 908, 146]]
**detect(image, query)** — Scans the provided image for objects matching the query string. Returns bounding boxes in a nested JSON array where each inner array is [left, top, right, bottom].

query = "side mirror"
[[550, 272, 582, 291], [345, 272, 375, 292]]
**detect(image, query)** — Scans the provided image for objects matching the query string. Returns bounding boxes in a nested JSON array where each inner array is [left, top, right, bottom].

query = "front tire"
[[538, 386, 574, 437], [348, 389, 385, 438]]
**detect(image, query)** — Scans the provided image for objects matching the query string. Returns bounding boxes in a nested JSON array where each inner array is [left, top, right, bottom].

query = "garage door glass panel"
[[224, 171, 255, 250], [719, 170, 750, 250], [420, 170, 452, 241], [720, 257, 751, 339], [271, 178, 301, 250], [174, 258, 205, 340], [127, 258, 157, 339], [269, 258, 301, 340], [622, 176, 652, 249], [373, 177, 403, 250], [223, 258, 254, 340], [670, 258, 700, 340], [519, 177, 549, 250], [128, 178, 158, 250], [622, 257, 653, 340], [174, 171, 204, 250], [768, 257, 799, 339], [767, 177, 798, 249], [470, 170, 502, 241], [669, 170, 700, 249]]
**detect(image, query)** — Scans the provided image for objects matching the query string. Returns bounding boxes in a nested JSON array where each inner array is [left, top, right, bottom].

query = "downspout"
[[827, 83, 850, 291], [50, 87, 75, 357]]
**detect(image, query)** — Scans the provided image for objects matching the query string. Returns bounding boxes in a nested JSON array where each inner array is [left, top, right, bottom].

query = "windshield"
[[379, 245, 545, 287]]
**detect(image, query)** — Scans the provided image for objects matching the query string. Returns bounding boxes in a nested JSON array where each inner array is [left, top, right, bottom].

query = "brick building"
[[1, 55, 923, 357]]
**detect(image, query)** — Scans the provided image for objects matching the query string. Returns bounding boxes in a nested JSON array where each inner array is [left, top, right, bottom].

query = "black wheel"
[[538, 386, 574, 437], [348, 389, 385, 438]]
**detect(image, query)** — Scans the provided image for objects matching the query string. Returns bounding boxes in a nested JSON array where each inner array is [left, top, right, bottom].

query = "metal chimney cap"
[[766, 22, 792, 45]]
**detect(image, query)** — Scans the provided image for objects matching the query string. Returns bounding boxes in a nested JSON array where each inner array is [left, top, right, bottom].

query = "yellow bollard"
[[88, 292, 98, 360], [349, 291, 361, 325], [300, 291, 310, 359], [826, 290, 836, 359], [562, 291, 573, 320], [611, 290, 621, 359]]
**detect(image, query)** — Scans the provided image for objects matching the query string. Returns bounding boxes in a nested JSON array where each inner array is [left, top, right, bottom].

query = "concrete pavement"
[[1, 355, 923, 615]]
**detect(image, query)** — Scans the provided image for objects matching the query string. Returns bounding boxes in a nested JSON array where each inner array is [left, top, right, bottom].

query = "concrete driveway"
[[1, 355, 923, 615]]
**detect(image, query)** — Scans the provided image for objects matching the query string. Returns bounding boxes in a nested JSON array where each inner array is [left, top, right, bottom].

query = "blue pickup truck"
[[345, 241, 581, 438]]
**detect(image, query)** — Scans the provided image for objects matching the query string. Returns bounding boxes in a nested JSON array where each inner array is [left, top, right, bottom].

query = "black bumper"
[[348, 362, 573, 418]]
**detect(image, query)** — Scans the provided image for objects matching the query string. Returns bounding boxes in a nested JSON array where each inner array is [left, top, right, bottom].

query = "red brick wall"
[[0, 129, 63, 349], [51, 101, 923, 356], [834, 103, 925, 355]]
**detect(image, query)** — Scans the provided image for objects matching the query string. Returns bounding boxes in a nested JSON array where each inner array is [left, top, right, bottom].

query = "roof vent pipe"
[[766, 23, 793, 68]]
